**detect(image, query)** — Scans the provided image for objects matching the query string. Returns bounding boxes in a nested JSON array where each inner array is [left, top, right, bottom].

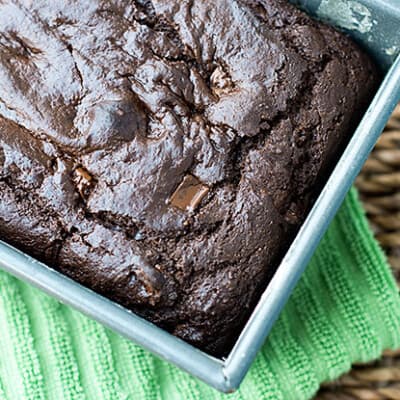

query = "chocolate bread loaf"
[[0, 0, 378, 355]]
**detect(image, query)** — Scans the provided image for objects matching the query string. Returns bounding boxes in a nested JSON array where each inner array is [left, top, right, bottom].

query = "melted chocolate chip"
[[170, 175, 209, 211], [210, 65, 234, 96], [73, 167, 93, 198]]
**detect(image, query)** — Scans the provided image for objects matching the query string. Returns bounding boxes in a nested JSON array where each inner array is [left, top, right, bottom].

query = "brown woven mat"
[[315, 104, 400, 399]]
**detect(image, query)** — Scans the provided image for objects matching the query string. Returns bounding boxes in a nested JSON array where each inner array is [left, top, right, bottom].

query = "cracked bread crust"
[[0, 0, 378, 355]]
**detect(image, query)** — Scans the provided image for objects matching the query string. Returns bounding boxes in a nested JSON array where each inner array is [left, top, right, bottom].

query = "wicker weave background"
[[315, 104, 400, 399]]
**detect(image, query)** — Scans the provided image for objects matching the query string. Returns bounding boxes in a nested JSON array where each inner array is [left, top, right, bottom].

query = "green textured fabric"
[[0, 188, 399, 400]]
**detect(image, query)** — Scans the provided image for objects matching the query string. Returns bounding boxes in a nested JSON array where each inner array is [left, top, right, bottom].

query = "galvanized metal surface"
[[292, 0, 400, 69], [0, 0, 399, 393]]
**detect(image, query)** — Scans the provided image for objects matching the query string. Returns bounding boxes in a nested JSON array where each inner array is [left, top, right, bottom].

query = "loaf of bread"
[[0, 0, 378, 355]]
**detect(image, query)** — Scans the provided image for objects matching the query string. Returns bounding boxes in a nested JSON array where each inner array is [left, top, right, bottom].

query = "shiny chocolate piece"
[[74, 167, 93, 197], [210, 65, 235, 97], [170, 175, 209, 212]]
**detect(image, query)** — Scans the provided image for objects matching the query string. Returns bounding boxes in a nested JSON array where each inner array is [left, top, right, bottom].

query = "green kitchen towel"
[[0, 188, 399, 400]]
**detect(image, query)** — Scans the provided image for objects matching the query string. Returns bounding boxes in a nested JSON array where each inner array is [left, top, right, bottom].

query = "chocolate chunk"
[[170, 175, 209, 211], [73, 167, 93, 197], [210, 65, 234, 96]]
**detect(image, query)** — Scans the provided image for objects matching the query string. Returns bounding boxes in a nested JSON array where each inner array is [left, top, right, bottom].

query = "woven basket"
[[315, 104, 400, 399]]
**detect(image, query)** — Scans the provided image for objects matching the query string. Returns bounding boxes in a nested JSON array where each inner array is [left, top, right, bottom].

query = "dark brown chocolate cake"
[[0, 0, 378, 355]]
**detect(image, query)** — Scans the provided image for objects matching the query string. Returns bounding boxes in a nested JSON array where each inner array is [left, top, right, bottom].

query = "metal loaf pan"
[[0, 0, 399, 393]]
